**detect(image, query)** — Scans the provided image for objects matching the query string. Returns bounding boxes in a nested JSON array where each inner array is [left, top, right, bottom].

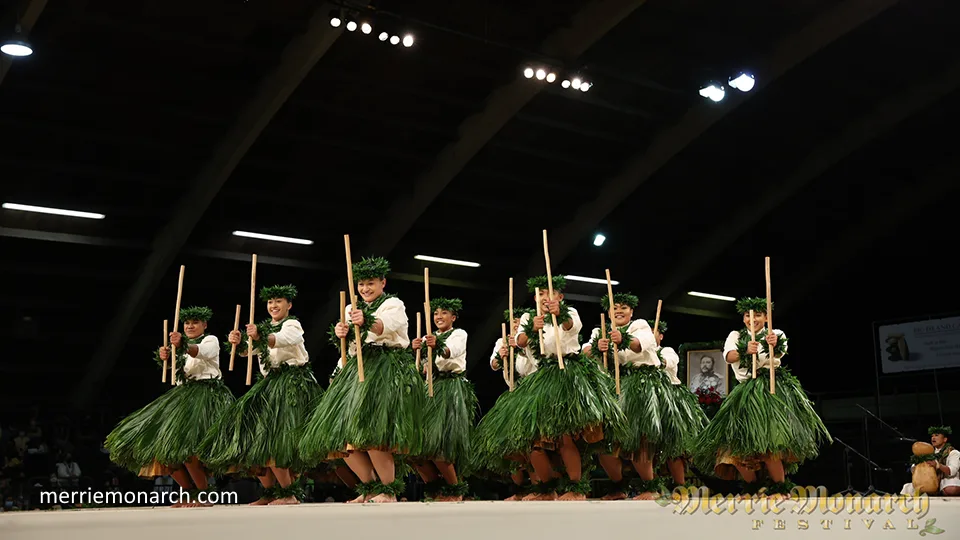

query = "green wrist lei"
[[224, 317, 298, 378], [328, 294, 394, 353], [586, 320, 635, 361], [155, 335, 207, 384], [735, 328, 788, 372], [521, 303, 574, 361]]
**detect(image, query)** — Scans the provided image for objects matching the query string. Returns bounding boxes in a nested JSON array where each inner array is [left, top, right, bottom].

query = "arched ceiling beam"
[[307, 0, 647, 338], [775, 158, 960, 315], [0, 0, 47, 86], [639, 59, 960, 311], [71, 5, 344, 407]]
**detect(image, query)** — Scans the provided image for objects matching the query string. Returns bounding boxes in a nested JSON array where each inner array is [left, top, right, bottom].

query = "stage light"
[[571, 78, 582, 90], [2, 202, 104, 219], [378, 31, 388, 41], [390, 35, 400, 45], [414, 255, 480, 268], [546, 72, 556, 83], [232, 231, 313, 245], [729, 73, 755, 92], [567, 275, 619, 286], [346, 20, 357, 32], [699, 84, 725, 102], [360, 22, 372, 34], [561, 79, 570, 88], [1, 24, 32, 57], [402, 34, 414, 47], [329, 12, 342, 27], [523, 67, 534, 79], [580, 82, 590, 92], [687, 291, 736, 301], [593, 234, 605, 246], [535, 69, 546, 80]]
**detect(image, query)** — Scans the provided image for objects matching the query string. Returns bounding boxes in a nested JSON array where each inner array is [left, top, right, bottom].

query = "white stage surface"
[[3, 498, 960, 540]]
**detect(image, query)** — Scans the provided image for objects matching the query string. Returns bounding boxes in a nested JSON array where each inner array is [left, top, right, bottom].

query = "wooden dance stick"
[[508, 277, 515, 390], [605, 269, 621, 395], [343, 235, 364, 382], [229, 304, 241, 371], [534, 288, 545, 356], [599, 313, 608, 370], [501, 323, 510, 387], [652, 299, 662, 338], [339, 292, 347, 369], [423, 302, 434, 398], [749, 310, 758, 379], [766, 257, 775, 394], [170, 265, 185, 385], [415, 312, 422, 372], [542, 230, 564, 369], [246, 255, 257, 386], [161, 320, 169, 383]]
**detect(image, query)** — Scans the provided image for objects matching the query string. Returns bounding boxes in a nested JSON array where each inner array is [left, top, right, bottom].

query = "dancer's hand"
[[350, 308, 365, 326], [597, 338, 610, 352], [545, 300, 560, 316], [610, 329, 622, 345], [158, 346, 170, 361], [425, 335, 437, 348], [498, 346, 508, 360], [533, 315, 545, 331], [334, 322, 348, 339], [412, 337, 422, 350], [747, 341, 759, 355], [228, 330, 242, 344], [169, 331, 182, 347], [765, 332, 778, 347], [245, 324, 259, 340], [492, 357, 501, 370], [508, 335, 517, 347]]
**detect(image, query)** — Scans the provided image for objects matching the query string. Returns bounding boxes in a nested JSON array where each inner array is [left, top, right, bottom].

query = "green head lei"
[[260, 284, 298, 302], [601, 292, 639, 311], [929, 426, 953, 436], [179, 306, 213, 322], [647, 319, 667, 333], [735, 297, 770, 315], [527, 275, 566, 293], [431, 297, 462, 315], [503, 307, 528, 322], [353, 256, 391, 281]]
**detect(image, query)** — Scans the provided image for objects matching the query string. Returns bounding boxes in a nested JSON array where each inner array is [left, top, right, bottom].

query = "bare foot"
[[521, 492, 539, 501], [632, 492, 658, 500], [602, 492, 627, 500], [533, 491, 558, 501], [248, 497, 272, 506], [170, 502, 183, 508], [369, 493, 397, 503], [764, 493, 790, 503], [347, 494, 368, 504], [504, 494, 521, 501], [558, 492, 586, 501], [268, 496, 299, 505]]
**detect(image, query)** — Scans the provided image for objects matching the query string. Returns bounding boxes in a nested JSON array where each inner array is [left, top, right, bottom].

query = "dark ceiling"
[[1, 0, 958, 413]]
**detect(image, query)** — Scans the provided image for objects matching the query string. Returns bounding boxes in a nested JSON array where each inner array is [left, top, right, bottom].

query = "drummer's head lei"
[[503, 308, 528, 322], [928, 426, 952, 436], [432, 297, 462, 316], [353, 256, 391, 281], [260, 284, 298, 302], [648, 320, 667, 333], [179, 306, 213, 322], [735, 297, 770, 315], [601, 293, 638, 311], [527, 275, 566, 293]]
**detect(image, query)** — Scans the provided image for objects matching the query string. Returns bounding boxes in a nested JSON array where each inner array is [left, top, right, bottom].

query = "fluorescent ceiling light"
[[566, 275, 619, 285], [414, 255, 480, 268], [232, 230, 313, 245], [2, 202, 104, 219], [593, 234, 605, 246], [687, 291, 736, 301]]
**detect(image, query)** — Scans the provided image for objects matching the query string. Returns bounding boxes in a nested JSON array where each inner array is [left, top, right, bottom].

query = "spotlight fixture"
[[580, 82, 590, 92], [360, 22, 372, 34], [593, 234, 606, 247], [571, 78, 582, 90], [378, 31, 388, 41], [1, 24, 32, 57], [523, 67, 534, 79], [546, 72, 556, 83], [729, 72, 755, 92], [346, 20, 358, 32], [389, 35, 400, 45], [561, 79, 570, 88], [699, 83, 725, 102], [402, 34, 414, 47], [535, 69, 546, 80], [329, 10, 342, 28]]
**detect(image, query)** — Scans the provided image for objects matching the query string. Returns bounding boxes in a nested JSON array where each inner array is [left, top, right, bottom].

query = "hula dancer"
[[490, 308, 537, 378], [202, 285, 321, 505], [104, 307, 234, 507], [300, 256, 423, 504], [694, 297, 831, 497], [581, 293, 667, 500], [652, 320, 708, 488], [410, 297, 478, 501]]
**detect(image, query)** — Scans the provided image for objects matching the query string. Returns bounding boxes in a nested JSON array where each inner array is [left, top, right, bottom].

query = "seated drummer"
[[929, 426, 960, 496]]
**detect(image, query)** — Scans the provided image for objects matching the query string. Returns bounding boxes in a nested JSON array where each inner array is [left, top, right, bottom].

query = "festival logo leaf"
[[919, 518, 944, 536]]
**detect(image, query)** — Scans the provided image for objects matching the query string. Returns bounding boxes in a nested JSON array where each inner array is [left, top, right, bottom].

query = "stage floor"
[[4, 497, 960, 540]]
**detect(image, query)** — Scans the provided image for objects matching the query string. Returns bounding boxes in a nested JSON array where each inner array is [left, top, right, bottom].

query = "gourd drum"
[[912, 442, 939, 495]]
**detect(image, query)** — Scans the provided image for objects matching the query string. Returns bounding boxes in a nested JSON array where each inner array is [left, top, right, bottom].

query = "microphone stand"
[[856, 404, 916, 442], [834, 437, 890, 496]]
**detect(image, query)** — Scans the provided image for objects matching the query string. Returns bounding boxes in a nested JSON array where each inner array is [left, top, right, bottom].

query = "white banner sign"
[[878, 315, 960, 373]]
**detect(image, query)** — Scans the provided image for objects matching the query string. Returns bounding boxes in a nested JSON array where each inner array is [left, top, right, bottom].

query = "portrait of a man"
[[687, 349, 727, 396]]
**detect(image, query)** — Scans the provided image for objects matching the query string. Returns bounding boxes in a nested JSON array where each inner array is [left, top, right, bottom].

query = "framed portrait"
[[686, 349, 728, 397]]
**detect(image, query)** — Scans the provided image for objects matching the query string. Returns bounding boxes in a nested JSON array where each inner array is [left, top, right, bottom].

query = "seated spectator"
[[13, 432, 28, 455], [56, 454, 81, 488], [26, 420, 42, 445]]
